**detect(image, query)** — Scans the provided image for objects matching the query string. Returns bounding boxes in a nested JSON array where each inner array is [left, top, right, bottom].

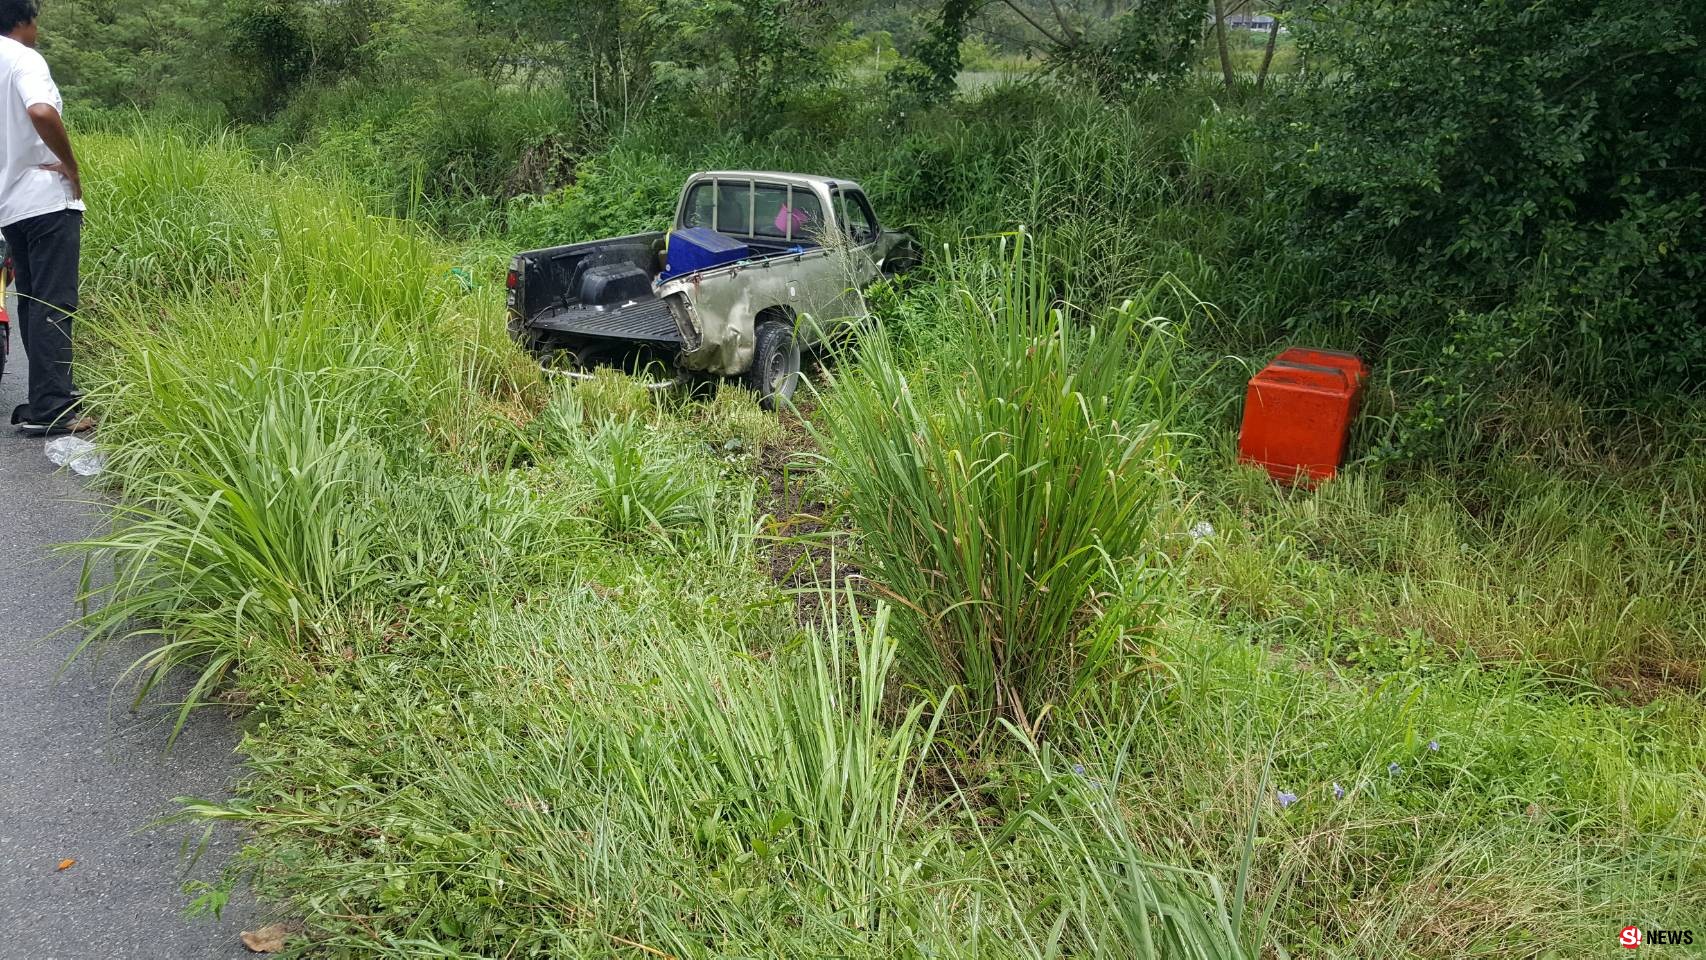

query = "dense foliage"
[[66, 123, 1705, 959], [1050, 0, 1206, 94], [43, 0, 1700, 454], [33, 0, 209, 107], [1277, 0, 1706, 456]]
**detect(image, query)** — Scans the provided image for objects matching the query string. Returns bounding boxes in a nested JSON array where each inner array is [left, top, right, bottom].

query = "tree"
[[1210, 0, 1233, 88], [1254, 8, 1279, 92], [675, 0, 852, 131], [894, 0, 1203, 102], [228, 0, 313, 116], [39, 0, 224, 109], [888, 0, 979, 101]]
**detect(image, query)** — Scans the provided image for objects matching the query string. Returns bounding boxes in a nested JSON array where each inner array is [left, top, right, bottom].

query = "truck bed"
[[512, 230, 817, 353], [530, 299, 682, 344]]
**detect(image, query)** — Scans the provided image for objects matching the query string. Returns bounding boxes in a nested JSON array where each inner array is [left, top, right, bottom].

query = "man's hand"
[[39, 160, 80, 200], [26, 104, 81, 203]]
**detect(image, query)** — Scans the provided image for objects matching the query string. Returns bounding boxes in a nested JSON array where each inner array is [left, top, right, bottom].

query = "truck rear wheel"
[[746, 319, 801, 411]]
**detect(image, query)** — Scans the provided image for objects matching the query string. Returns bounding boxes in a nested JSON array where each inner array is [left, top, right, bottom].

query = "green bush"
[[40, 0, 223, 110], [1051, 0, 1206, 94], [261, 80, 585, 230], [504, 147, 690, 249], [577, 417, 716, 538], [1277, 0, 1706, 456]]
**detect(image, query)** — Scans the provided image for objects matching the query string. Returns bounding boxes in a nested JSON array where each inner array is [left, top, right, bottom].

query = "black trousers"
[[3, 209, 82, 424]]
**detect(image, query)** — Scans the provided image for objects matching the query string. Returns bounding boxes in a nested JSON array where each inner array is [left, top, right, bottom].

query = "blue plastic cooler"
[[662, 228, 750, 280]]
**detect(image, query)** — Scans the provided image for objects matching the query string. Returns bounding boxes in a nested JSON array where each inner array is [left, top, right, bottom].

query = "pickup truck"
[[506, 171, 916, 408]]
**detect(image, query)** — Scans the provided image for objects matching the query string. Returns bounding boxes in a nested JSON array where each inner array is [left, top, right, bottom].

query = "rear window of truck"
[[683, 181, 824, 243], [753, 187, 823, 241]]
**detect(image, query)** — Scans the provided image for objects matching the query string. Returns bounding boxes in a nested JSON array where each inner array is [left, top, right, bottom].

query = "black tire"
[[880, 234, 924, 277], [882, 253, 922, 277], [745, 319, 801, 411]]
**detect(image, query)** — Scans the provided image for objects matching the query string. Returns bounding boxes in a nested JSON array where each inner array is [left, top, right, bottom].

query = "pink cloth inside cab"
[[775, 204, 811, 235]]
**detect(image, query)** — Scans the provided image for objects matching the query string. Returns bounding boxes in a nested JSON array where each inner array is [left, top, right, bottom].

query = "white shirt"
[[0, 35, 83, 228]]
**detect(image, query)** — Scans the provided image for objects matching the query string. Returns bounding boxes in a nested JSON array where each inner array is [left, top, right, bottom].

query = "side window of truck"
[[836, 190, 879, 245]]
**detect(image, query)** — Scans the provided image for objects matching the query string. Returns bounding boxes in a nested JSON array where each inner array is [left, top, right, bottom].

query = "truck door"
[[752, 183, 830, 343], [822, 187, 881, 328]]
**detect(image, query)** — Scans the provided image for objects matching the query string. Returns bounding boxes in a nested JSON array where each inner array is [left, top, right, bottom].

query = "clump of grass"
[[576, 416, 714, 537], [825, 233, 1180, 732], [72, 371, 387, 744], [641, 601, 941, 917]]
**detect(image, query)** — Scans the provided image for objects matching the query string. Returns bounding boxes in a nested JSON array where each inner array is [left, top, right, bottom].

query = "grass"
[[822, 233, 1182, 734], [70, 126, 1255, 959], [58, 96, 1705, 960], [1191, 447, 1705, 686]]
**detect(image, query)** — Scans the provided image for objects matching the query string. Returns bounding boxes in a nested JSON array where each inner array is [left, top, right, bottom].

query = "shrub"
[[262, 80, 586, 230], [1277, 0, 1706, 455], [503, 147, 689, 250]]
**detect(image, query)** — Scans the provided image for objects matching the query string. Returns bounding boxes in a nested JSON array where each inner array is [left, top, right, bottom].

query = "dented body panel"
[[661, 240, 852, 375]]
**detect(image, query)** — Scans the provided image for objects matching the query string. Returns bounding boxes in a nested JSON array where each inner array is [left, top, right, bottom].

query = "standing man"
[[1, 0, 90, 436]]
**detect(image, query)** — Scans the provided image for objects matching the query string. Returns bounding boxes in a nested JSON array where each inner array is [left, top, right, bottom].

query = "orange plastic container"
[[1238, 348, 1368, 487]]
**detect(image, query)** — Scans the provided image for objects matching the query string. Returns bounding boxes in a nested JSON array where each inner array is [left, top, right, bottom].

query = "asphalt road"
[[0, 316, 255, 958]]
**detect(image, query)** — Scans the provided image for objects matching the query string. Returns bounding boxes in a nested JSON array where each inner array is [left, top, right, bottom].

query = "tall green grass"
[[71, 129, 531, 738], [825, 235, 1180, 732], [1194, 451, 1705, 683], [72, 126, 1254, 959]]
